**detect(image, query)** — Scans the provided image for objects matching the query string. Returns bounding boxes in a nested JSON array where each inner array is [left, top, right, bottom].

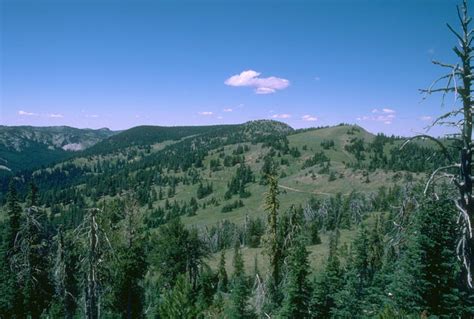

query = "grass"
[[206, 223, 361, 277]]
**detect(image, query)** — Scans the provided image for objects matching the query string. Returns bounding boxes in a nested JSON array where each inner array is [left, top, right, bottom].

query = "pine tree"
[[280, 234, 311, 318], [217, 249, 228, 292], [227, 243, 253, 318], [389, 199, 469, 317], [0, 181, 23, 316], [12, 206, 53, 318], [263, 175, 282, 302], [310, 231, 343, 318], [110, 196, 147, 318], [159, 274, 196, 319]]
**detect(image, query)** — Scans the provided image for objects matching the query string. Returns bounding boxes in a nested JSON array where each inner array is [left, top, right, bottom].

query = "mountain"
[[0, 120, 449, 230], [0, 125, 117, 173]]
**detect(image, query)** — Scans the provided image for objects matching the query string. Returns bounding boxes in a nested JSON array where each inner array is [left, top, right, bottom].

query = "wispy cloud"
[[302, 114, 318, 122], [198, 111, 214, 116], [272, 113, 291, 119], [225, 70, 289, 95], [48, 113, 64, 118], [86, 114, 99, 118], [358, 108, 396, 125], [18, 110, 38, 116], [420, 115, 432, 121], [223, 108, 233, 112], [314, 76, 321, 81]]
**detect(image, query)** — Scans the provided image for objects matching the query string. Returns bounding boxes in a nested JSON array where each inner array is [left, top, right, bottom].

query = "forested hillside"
[[0, 126, 116, 174], [1, 120, 472, 318]]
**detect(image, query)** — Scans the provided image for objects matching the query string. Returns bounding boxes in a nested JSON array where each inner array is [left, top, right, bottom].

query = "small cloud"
[[314, 76, 321, 81], [217, 116, 224, 120], [372, 108, 395, 114], [358, 108, 396, 125], [255, 87, 276, 95], [18, 110, 38, 116], [86, 114, 99, 118], [198, 111, 214, 116], [302, 114, 318, 122], [225, 69, 289, 95], [382, 108, 395, 114], [420, 115, 432, 121], [428, 48, 435, 55], [223, 108, 233, 112], [48, 113, 64, 118], [272, 113, 291, 119]]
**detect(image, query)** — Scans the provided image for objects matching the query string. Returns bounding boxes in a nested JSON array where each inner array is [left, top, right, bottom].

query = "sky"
[[0, 0, 468, 136]]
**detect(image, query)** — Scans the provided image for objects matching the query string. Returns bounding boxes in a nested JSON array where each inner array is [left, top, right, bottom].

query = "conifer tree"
[[310, 232, 343, 318], [227, 243, 253, 318], [217, 249, 228, 293], [280, 234, 311, 318], [389, 199, 470, 317], [159, 274, 196, 319], [0, 181, 23, 316], [263, 175, 282, 302], [12, 206, 53, 318]]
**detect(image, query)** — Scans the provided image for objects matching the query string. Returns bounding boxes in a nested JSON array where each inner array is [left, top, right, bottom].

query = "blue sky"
[[0, 0, 466, 135]]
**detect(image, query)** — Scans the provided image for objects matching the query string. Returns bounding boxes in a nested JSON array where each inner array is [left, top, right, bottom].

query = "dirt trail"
[[277, 184, 335, 196]]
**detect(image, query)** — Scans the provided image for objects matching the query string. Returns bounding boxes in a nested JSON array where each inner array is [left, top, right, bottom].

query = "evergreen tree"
[[389, 199, 470, 317], [159, 274, 196, 319], [279, 234, 311, 318], [263, 175, 282, 303], [12, 206, 53, 318], [0, 181, 23, 316], [217, 250, 228, 292], [310, 232, 343, 318], [227, 243, 253, 318]]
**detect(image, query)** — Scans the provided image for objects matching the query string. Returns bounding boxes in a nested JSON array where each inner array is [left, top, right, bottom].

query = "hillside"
[[1, 121, 447, 229], [0, 125, 116, 173]]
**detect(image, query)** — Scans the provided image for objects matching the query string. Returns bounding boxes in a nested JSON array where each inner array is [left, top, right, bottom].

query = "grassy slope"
[[177, 125, 421, 228]]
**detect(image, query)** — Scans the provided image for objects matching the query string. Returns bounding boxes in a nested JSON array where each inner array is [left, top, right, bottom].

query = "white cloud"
[[420, 115, 433, 121], [198, 111, 214, 116], [314, 76, 321, 81], [217, 116, 224, 120], [255, 87, 276, 95], [382, 108, 395, 114], [272, 113, 291, 119], [358, 108, 396, 125], [302, 114, 318, 122], [225, 70, 289, 94], [223, 108, 233, 112], [85, 114, 99, 118], [18, 110, 38, 116], [48, 113, 64, 118], [372, 108, 395, 114]]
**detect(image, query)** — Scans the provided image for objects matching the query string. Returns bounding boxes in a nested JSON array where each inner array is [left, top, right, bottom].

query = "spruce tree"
[[217, 249, 228, 293], [159, 274, 196, 319], [389, 199, 469, 317], [263, 175, 282, 303], [310, 232, 343, 318], [0, 181, 23, 316], [280, 234, 311, 318], [227, 243, 252, 318]]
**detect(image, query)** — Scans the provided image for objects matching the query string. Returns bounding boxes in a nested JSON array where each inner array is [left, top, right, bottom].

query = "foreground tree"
[[279, 234, 311, 318], [263, 175, 283, 305], [407, 0, 474, 288], [0, 181, 23, 316]]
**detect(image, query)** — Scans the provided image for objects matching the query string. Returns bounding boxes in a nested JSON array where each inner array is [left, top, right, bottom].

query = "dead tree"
[[74, 208, 113, 319], [406, 0, 473, 287]]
